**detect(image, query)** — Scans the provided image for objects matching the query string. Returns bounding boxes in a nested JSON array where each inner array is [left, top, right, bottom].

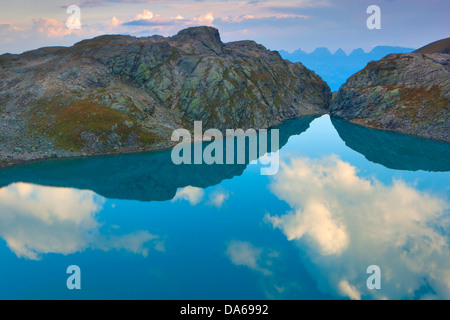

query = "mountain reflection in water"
[[0, 116, 316, 201], [331, 118, 450, 172]]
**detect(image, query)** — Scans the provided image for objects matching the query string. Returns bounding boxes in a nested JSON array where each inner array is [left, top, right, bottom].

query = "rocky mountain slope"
[[0, 26, 330, 168], [330, 38, 450, 142], [415, 37, 450, 54]]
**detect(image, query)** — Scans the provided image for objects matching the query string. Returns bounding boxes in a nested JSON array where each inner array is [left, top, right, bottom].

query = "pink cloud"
[[33, 18, 80, 37], [193, 12, 215, 26]]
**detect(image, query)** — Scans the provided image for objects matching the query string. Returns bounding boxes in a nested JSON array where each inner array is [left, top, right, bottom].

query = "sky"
[[0, 0, 449, 55]]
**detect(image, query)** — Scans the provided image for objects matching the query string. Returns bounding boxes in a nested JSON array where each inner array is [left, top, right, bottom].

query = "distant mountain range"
[[279, 46, 415, 91]]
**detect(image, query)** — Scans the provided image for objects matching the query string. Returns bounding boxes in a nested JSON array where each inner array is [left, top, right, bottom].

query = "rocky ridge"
[[330, 38, 450, 142], [0, 26, 331, 168]]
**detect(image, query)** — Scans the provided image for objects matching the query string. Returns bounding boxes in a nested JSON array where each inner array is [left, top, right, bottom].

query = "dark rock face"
[[0, 26, 330, 167], [331, 38, 450, 142], [172, 26, 224, 55]]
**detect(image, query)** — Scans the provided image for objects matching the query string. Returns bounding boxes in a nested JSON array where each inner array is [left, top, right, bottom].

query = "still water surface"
[[0, 115, 449, 299]]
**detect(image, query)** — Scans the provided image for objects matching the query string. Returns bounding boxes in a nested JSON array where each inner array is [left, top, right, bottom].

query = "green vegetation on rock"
[[0, 26, 331, 167]]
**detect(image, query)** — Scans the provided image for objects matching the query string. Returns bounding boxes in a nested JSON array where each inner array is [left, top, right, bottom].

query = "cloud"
[[93, 230, 159, 257], [0, 24, 10, 32], [172, 186, 228, 207], [76, 0, 329, 9], [220, 13, 308, 24], [3, 0, 449, 55], [77, 0, 162, 7], [122, 9, 188, 27], [338, 279, 361, 300], [0, 17, 105, 53], [33, 18, 77, 38], [225, 240, 271, 275], [122, 10, 218, 30], [135, 9, 154, 20], [111, 16, 122, 27], [0, 183, 161, 260], [172, 186, 204, 205], [268, 200, 349, 255], [266, 155, 450, 299], [193, 12, 215, 26], [123, 19, 176, 27], [208, 190, 229, 208]]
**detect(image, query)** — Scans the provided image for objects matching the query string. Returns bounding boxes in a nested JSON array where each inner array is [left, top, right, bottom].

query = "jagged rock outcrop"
[[331, 38, 450, 142], [0, 26, 330, 168]]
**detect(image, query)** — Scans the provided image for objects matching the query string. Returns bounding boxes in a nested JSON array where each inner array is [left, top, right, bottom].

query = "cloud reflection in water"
[[266, 155, 450, 299], [0, 183, 161, 260]]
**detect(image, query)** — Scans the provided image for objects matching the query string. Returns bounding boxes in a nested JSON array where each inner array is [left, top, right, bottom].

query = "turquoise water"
[[0, 115, 449, 300]]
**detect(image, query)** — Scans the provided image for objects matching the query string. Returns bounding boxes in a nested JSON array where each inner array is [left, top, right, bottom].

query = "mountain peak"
[[172, 26, 224, 55], [349, 48, 365, 56], [334, 48, 347, 56], [311, 47, 332, 56]]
